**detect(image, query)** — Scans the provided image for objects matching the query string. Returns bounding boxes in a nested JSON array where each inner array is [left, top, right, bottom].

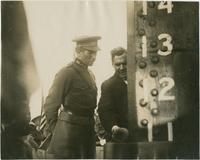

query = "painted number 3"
[[158, 33, 173, 56], [142, 33, 173, 57]]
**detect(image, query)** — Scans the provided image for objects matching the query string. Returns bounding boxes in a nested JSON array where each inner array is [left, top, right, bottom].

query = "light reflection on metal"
[[151, 108, 159, 116], [141, 119, 148, 126], [151, 89, 158, 96]]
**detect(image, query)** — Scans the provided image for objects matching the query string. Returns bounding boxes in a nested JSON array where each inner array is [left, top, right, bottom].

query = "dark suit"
[[98, 73, 168, 142], [98, 72, 128, 135], [44, 59, 97, 159]]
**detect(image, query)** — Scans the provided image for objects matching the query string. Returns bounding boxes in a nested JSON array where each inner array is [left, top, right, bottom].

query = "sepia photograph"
[[1, 0, 199, 159]]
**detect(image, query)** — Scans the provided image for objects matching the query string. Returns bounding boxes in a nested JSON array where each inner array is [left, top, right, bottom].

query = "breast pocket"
[[73, 82, 89, 91], [71, 81, 91, 100]]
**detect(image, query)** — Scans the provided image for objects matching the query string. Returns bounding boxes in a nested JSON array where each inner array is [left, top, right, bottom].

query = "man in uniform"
[[44, 35, 101, 159]]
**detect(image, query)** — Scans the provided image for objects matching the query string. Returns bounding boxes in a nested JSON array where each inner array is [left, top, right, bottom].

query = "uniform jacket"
[[98, 72, 128, 133], [44, 60, 97, 158], [44, 60, 97, 131]]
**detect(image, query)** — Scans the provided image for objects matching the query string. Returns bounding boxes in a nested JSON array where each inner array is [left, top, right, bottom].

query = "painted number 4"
[[143, 1, 173, 15], [158, 1, 173, 14]]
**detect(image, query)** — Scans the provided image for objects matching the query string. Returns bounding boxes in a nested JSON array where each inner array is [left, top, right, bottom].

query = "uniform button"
[[150, 70, 158, 77], [151, 89, 158, 96], [139, 61, 147, 69]]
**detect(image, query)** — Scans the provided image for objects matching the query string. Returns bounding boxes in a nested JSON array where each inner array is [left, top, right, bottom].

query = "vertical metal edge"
[[127, 1, 138, 141]]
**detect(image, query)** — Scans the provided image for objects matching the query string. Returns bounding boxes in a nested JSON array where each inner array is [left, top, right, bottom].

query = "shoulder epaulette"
[[65, 62, 74, 68], [57, 62, 74, 74]]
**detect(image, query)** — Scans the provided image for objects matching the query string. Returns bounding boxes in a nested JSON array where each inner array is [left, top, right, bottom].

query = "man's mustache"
[[118, 69, 127, 73]]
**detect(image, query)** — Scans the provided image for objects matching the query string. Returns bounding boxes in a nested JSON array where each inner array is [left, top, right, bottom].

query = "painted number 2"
[[158, 77, 175, 101]]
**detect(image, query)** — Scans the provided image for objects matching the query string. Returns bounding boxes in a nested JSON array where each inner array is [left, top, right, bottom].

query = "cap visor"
[[83, 46, 101, 51]]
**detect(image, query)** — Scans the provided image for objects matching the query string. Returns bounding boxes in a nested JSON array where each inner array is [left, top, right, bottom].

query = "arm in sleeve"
[[44, 68, 72, 132], [97, 82, 118, 133]]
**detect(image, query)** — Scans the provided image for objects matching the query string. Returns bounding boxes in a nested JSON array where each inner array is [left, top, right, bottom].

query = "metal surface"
[[127, 1, 199, 158], [127, 1, 198, 128]]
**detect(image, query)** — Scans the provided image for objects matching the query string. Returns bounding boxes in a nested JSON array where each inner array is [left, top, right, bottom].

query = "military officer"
[[44, 35, 101, 159]]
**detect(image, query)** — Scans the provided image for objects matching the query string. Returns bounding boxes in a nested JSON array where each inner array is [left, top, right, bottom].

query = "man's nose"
[[91, 53, 97, 59], [119, 64, 125, 70], [92, 54, 96, 59]]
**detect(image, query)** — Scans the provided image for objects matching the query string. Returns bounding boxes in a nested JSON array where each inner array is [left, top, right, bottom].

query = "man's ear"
[[112, 61, 115, 67]]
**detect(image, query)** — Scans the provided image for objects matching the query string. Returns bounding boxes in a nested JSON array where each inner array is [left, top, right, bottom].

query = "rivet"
[[149, 20, 156, 27], [139, 61, 147, 69], [139, 80, 143, 87], [150, 41, 157, 48], [139, 99, 148, 107], [141, 119, 148, 126], [151, 89, 158, 96], [138, 29, 145, 36], [151, 56, 159, 64], [151, 108, 159, 116], [150, 70, 158, 77]]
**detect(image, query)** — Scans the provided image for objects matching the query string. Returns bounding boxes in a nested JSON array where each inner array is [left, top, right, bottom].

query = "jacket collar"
[[72, 61, 97, 90], [75, 58, 88, 69], [113, 72, 127, 86]]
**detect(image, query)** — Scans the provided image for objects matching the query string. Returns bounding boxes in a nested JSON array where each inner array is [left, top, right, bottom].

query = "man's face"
[[113, 53, 127, 80], [78, 49, 97, 66]]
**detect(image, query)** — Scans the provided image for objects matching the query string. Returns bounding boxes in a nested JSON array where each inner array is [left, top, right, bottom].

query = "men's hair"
[[111, 47, 127, 62]]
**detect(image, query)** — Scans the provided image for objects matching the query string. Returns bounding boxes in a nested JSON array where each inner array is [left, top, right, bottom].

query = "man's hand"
[[111, 125, 129, 142], [24, 134, 39, 150]]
